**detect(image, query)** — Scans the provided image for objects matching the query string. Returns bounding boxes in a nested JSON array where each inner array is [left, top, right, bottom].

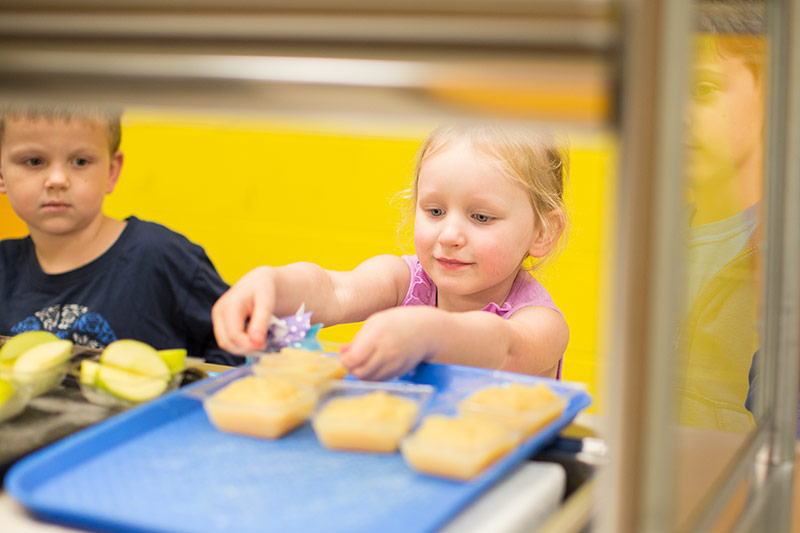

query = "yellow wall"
[[0, 109, 615, 412], [0, 196, 27, 238]]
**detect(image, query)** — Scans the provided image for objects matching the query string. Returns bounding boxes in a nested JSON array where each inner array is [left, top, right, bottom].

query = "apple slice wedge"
[[13, 340, 74, 374], [80, 359, 101, 385], [101, 340, 170, 379], [0, 377, 30, 423], [0, 378, 15, 406], [96, 340, 170, 403], [96, 365, 169, 403], [0, 330, 59, 362], [12, 340, 74, 396], [158, 348, 187, 374]]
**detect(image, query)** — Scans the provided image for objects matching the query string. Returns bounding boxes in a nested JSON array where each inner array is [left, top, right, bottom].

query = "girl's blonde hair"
[[398, 122, 569, 271]]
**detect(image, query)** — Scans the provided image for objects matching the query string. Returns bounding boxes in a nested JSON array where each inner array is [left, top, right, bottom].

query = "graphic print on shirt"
[[11, 304, 117, 349]]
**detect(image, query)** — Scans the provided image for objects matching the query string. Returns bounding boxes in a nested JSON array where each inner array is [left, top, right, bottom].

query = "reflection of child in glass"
[[0, 105, 236, 365], [213, 123, 569, 381], [677, 2, 764, 432]]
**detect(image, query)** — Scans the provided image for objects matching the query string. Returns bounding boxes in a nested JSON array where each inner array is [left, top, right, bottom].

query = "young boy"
[[0, 104, 237, 365], [677, 1, 764, 433]]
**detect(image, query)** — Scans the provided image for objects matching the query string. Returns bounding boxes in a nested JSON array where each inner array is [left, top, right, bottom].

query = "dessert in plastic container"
[[250, 346, 346, 389], [0, 377, 33, 424], [187, 365, 318, 439], [400, 414, 522, 481], [311, 380, 434, 453], [459, 381, 568, 438], [74, 354, 183, 410]]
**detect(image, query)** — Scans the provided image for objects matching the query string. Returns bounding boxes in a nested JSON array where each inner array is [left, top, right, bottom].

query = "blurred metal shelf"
[[0, 0, 613, 20], [0, 0, 617, 127], [0, 5, 614, 50]]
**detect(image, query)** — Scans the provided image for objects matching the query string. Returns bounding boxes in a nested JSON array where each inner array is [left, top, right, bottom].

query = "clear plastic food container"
[[311, 380, 434, 453], [458, 381, 568, 438], [249, 346, 347, 389], [400, 414, 522, 481], [0, 377, 33, 424], [73, 354, 183, 410], [186, 365, 318, 439], [0, 359, 68, 398]]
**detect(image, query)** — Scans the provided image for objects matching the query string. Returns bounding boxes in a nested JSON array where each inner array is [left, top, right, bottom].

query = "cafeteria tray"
[[5, 362, 591, 533]]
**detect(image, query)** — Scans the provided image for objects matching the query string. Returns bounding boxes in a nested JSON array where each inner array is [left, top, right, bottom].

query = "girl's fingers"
[[339, 327, 379, 369], [212, 270, 273, 354], [342, 336, 385, 379], [211, 300, 230, 351], [339, 341, 371, 370], [246, 285, 271, 350], [350, 353, 386, 381], [349, 344, 408, 381], [214, 294, 254, 353], [343, 315, 429, 380], [392, 357, 420, 380]]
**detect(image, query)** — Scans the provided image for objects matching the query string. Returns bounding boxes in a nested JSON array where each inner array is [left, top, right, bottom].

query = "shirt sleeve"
[[177, 246, 243, 366]]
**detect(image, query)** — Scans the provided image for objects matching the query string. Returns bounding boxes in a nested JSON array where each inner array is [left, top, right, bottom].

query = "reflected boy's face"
[[0, 116, 122, 239], [686, 36, 764, 192]]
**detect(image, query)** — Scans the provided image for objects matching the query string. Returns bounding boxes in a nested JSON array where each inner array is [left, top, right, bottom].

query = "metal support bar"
[[598, 0, 690, 531]]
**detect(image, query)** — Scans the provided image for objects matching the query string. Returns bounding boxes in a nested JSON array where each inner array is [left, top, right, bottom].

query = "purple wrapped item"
[[264, 305, 322, 352]]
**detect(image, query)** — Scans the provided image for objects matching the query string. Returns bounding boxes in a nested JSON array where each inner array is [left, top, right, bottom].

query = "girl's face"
[[413, 140, 539, 311]]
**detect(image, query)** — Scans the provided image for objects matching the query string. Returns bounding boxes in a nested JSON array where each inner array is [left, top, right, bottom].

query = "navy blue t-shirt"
[[0, 216, 239, 366]]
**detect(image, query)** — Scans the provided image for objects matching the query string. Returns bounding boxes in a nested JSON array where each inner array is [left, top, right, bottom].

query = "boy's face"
[[686, 35, 764, 191], [0, 116, 122, 239]]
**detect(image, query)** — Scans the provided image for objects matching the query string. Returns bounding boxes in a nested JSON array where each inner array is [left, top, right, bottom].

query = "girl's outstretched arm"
[[212, 255, 410, 355], [341, 305, 568, 380]]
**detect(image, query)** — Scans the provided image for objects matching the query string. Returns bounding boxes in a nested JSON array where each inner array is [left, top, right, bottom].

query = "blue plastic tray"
[[5, 362, 591, 533]]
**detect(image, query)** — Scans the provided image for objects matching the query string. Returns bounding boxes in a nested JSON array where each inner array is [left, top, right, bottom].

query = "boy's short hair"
[[694, 0, 764, 36], [0, 103, 122, 154], [694, 0, 766, 80]]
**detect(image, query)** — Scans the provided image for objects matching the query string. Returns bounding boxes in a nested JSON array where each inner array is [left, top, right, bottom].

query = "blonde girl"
[[212, 123, 569, 380]]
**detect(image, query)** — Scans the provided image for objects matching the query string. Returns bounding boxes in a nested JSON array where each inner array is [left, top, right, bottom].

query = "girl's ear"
[[528, 210, 566, 258], [105, 150, 124, 194]]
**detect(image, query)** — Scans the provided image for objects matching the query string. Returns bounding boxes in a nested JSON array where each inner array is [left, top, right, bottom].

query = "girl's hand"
[[339, 307, 438, 381], [211, 266, 276, 354]]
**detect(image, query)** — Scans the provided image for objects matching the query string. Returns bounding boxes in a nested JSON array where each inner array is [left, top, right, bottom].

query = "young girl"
[[212, 123, 569, 381]]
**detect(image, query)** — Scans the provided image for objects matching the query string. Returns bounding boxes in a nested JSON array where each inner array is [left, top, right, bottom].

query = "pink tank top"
[[400, 255, 563, 377]]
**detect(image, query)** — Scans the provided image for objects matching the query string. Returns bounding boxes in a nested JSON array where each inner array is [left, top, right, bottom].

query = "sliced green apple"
[[0, 359, 14, 373], [80, 359, 101, 385], [158, 348, 187, 374], [101, 339, 169, 379], [0, 377, 28, 423], [12, 340, 73, 395], [96, 365, 168, 403], [0, 378, 15, 406], [13, 340, 74, 378], [0, 330, 59, 362]]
